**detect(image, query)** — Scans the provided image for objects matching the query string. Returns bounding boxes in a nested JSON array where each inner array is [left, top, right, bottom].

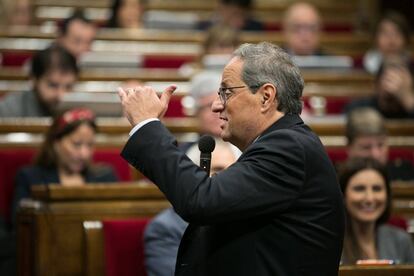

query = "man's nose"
[[211, 97, 224, 113], [370, 147, 382, 161]]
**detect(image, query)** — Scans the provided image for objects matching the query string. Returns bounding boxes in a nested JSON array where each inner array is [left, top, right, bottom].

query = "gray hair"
[[233, 42, 304, 114], [346, 107, 387, 145]]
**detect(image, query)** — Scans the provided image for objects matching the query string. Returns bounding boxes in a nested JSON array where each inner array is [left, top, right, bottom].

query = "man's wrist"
[[129, 118, 160, 136]]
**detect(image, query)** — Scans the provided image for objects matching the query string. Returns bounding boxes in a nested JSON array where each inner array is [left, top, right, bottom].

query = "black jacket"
[[122, 114, 345, 276]]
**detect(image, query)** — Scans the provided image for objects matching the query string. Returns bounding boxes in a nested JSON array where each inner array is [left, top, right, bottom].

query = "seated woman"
[[11, 108, 118, 225], [363, 11, 412, 74], [339, 157, 414, 264], [106, 0, 145, 29]]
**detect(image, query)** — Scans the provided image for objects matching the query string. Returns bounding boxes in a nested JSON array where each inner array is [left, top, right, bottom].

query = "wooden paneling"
[[340, 265, 414, 276], [17, 183, 170, 276]]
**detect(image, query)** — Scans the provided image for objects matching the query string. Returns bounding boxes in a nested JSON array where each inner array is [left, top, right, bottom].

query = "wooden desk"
[[17, 183, 170, 276], [0, 66, 373, 83], [339, 265, 414, 276], [0, 67, 189, 82], [0, 117, 199, 137], [391, 183, 414, 223], [0, 117, 413, 138], [17, 183, 414, 276], [0, 33, 377, 57]]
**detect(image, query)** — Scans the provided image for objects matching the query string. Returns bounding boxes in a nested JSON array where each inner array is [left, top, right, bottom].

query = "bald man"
[[283, 2, 323, 56]]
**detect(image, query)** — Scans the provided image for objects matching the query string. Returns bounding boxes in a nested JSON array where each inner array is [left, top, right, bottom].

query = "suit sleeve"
[[121, 121, 305, 224]]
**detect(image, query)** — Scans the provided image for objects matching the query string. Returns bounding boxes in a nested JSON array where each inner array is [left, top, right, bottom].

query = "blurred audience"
[[57, 10, 97, 60], [0, 45, 78, 117], [339, 157, 414, 264], [345, 57, 414, 118], [11, 108, 118, 226], [180, 25, 240, 76], [106, 0, 146, 29], [182, 71, 223, 139], [198, 0, 264, 31], [364, 11, 412, 74], [144, 138, 240, 276], [0, 0, 34, 28], [346, 107, 414, 181], [282, 2, 323, 56], [203, 24, 240, 56]]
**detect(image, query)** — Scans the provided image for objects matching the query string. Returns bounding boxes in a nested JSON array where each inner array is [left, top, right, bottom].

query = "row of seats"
[[32, 0, 359, 31], [2, 139, 413, 224], [3, 30, 413, 66], [15, 183, 414, 275]]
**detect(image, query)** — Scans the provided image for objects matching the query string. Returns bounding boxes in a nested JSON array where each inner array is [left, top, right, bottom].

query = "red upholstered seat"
[[388, 216, 408, 231], [93, 149, 132, 181], [1, 51, 33, 67], [0, 149, 35, 222], [164, 96, 185, 117], [143, 55, 196, 69], [303, 96, 355, 114], [103, 218, 150, 276], [326, 147, 414, 164]]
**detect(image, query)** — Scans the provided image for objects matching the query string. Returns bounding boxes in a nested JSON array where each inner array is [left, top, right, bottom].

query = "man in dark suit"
[[118, 42, 344, 276]]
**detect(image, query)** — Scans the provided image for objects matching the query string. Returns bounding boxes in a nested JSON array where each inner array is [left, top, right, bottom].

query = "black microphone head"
[[198, 135, 216, 153]]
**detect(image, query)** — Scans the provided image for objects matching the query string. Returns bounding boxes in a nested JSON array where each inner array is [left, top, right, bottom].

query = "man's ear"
[[260, 84, 277, 112]]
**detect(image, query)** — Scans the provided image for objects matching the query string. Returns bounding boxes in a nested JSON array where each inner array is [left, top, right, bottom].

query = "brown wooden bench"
[[17, 183, 170, 276], [16, 183, 414, 276], [1, 116, 413, 137]]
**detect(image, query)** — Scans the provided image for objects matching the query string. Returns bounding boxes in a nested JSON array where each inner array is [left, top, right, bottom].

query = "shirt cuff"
[[129, 118, 160, 136]]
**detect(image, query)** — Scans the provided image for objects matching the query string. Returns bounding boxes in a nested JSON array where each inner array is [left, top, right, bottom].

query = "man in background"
[[198, 0, 263, 31], [57, 10, 96, 60], [0, 45, 78, 117], [188, 70, 223, 136], [283, 2, 324, 56], [346, 107, 414, 181]]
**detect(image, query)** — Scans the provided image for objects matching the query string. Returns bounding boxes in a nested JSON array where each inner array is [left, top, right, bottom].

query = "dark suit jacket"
[[122, 114, 345, 276]]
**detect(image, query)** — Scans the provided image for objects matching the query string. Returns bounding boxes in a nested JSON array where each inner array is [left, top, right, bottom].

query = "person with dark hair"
[[11, 108, 117, 226], [198, 0, 264, 31], [57, 10, 96, 59], [118, 42, 344, 275], [364, 11, 412, 74], [345, 107, 414, 181], [345, 56, 414, 118], [0, 45, 78, 117], [339, 157, 414, 264], [106, 0, 145, 29]]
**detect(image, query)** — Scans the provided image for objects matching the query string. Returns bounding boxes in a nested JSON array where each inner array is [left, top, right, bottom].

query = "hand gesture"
[[118, 84, 177, 126]]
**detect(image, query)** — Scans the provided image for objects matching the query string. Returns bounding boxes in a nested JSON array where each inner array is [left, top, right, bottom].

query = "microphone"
[[198, 135, 216, 175]]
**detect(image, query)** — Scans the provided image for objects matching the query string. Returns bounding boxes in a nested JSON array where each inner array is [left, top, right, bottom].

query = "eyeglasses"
[[217, 85, 261, 105]]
